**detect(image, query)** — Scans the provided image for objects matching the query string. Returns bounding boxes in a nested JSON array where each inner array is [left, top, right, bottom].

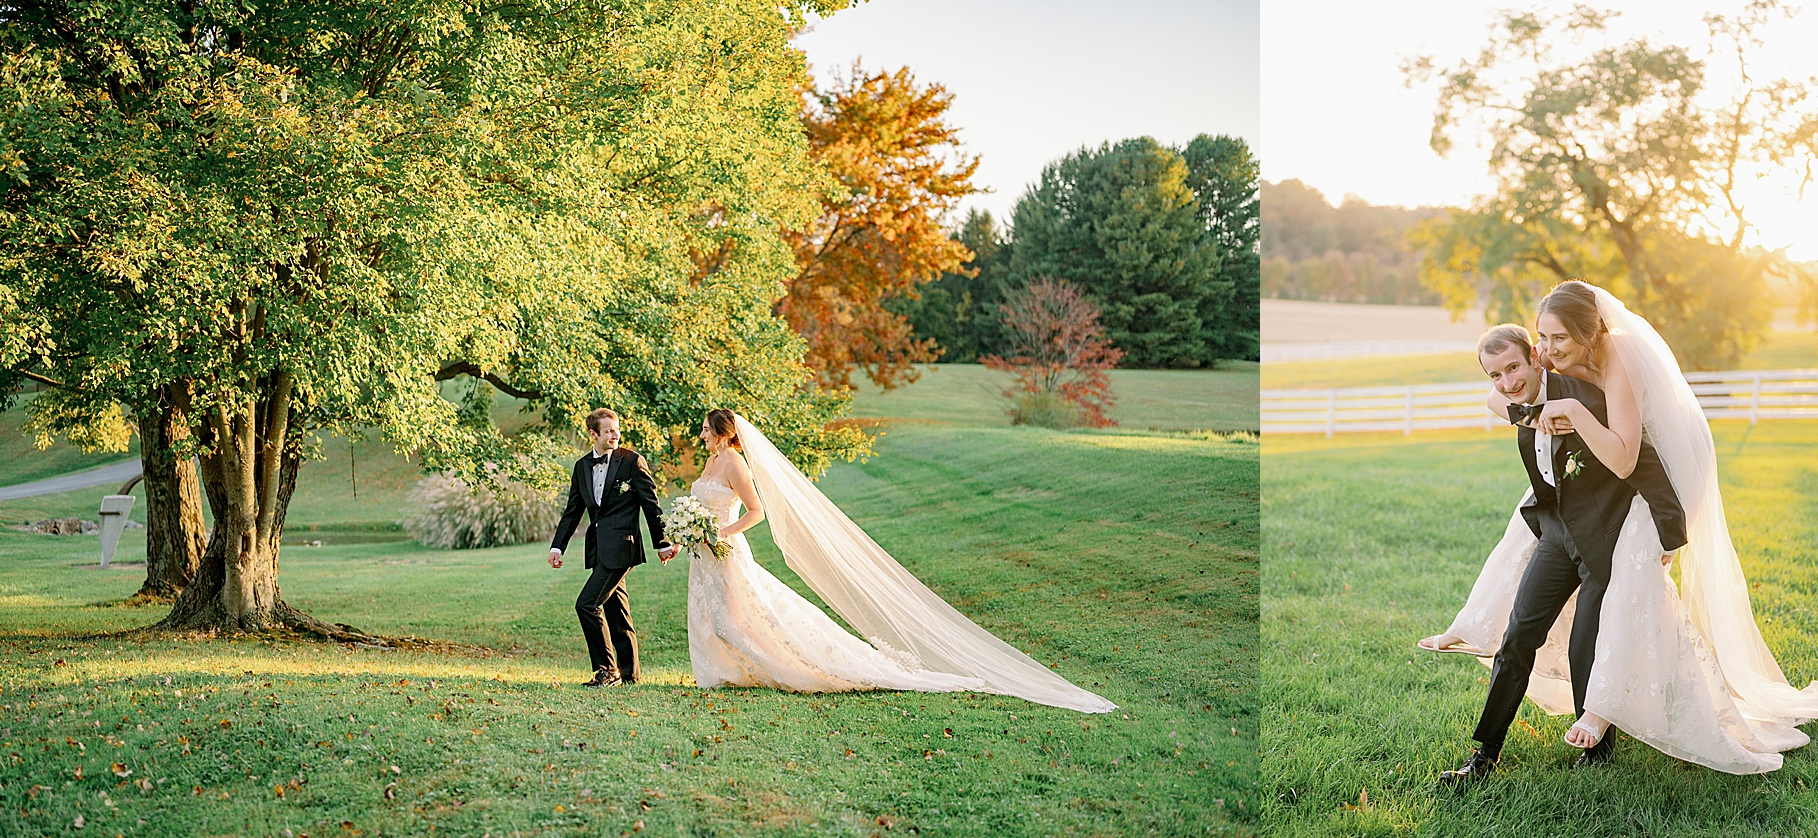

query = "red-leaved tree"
[[981, 278, 1124, 428]]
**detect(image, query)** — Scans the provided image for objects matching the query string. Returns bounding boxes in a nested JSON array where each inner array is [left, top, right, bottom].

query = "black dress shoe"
[[581, 670, 622, 688], [1437, 751, 1498, 787]]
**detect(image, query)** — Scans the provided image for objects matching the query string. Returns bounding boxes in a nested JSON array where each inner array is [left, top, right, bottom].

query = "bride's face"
[[699, 420, 723, 452], [1536, 312, 1589, 371]]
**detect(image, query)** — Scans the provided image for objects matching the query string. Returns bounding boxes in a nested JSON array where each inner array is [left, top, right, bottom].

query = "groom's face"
[[589, 417, 621, 452], [1481, 343, 1544, 404]]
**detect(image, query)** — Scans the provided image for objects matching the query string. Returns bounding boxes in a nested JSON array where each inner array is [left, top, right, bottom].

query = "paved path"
[[0, 460, 142, 502]]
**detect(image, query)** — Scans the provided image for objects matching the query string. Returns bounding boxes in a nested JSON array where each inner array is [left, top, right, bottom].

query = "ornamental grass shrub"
[[400, 468, 560, 550]]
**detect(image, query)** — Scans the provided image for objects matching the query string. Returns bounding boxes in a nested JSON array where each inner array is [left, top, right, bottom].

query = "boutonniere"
[[1563, 450, 1585, 480], [618, 482, 630, 495]]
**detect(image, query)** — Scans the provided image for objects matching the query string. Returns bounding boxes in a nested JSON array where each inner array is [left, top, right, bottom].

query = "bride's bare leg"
[[1564, 711, 1611, 748]]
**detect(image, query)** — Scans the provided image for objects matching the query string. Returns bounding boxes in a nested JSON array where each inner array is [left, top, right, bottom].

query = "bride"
[[1421, 280, 1818, 773], [680, 408, 1115, 713]]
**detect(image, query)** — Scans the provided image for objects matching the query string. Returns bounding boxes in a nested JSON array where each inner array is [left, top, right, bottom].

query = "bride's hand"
[[717, 526, 734, 541], [1538, 398, 1580, 435]]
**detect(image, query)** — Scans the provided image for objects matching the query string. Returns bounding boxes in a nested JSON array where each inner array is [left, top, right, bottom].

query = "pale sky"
[[1262, 0, 1818, 260], [795, 0, 1261, 226]]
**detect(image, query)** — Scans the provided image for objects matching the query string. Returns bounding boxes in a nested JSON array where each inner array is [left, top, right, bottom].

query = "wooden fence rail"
[[1262, 369, 1818, 436]]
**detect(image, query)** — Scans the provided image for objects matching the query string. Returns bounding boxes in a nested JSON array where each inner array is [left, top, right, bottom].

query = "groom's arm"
[[550, 459, 587, 556], [628, 452, 670, 550], [1625, 441, 1687, 552]]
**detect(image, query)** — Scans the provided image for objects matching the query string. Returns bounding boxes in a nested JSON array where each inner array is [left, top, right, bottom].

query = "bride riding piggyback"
[[1423, 280, 1818, 782]]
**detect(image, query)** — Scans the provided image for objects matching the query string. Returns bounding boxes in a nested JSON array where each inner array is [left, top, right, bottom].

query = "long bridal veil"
[[731, 414, 1116, 713], [1592, 287, 1818, 726]]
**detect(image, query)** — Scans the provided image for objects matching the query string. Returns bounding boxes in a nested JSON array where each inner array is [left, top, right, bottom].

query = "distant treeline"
[[892, 134, 1261, 369], [1261, 179, 1446, 305]]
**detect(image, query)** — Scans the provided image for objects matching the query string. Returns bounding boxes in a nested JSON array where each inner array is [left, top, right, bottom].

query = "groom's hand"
[[548, 549, 563, 569], [1662, 551, 1674, 566], [657, 545, 678, 564]]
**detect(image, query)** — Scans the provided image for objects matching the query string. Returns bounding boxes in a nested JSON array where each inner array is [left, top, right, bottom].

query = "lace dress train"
[[685, 478, 986, 695]]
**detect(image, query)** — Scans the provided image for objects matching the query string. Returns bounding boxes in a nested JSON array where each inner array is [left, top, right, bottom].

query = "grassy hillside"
[[1, 370, 1257, 836], [850, 363, 1258, 433]]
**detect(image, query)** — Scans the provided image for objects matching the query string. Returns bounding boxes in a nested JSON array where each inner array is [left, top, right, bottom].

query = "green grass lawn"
[[851, 363, 1259, 432], [1, 370, 1257, 836], [1261, 330, 1818, 392], [1262, 421, 1818, 837]]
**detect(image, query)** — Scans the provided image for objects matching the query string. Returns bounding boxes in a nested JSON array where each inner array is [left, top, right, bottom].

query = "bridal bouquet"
[[661, 495, 730, 560]]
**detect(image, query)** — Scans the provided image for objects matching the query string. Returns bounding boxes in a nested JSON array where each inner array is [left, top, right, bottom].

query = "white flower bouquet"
[[661, 495, 730, 560]]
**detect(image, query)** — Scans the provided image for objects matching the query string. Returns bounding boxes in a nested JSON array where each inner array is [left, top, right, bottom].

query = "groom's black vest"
[[1516, 372, 1687, 562], [551, 447, 670, 570]]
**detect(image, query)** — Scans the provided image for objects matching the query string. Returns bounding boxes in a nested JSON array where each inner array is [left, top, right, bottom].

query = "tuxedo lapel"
[[601, 448, 627, 507]]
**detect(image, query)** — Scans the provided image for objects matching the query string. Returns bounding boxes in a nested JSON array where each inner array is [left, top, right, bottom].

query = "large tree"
[[1406, 2, 1818, 367], [781, 62, 979, 390], [1183, 134, 1261, 362], [0, 0, 864, 636], [1007, 135, 1243, 369]]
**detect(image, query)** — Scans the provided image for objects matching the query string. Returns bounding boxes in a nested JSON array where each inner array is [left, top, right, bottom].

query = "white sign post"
[[98, 494, 136, 568]]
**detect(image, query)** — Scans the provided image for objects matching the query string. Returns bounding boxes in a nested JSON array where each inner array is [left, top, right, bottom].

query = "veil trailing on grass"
[[731, 414, 1117, 714], [1592, 287, 1818, 725]]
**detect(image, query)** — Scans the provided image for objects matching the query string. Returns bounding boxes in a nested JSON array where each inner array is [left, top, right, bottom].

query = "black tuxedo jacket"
[[550, 447, 670, 570], [1516, 371, 1687, 563]]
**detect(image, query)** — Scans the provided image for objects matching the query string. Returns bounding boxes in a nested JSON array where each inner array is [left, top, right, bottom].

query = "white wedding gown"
[[682, 415, 1116, 713], [1445, 288, 1818, 773], [686, 477, 985, 694]]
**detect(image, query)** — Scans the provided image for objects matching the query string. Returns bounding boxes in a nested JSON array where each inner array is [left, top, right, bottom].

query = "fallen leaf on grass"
[[111, 763, 131, 777]]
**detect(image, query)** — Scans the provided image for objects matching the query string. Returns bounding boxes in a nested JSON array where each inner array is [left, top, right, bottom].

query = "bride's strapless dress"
[[685, 478, 987, 694]]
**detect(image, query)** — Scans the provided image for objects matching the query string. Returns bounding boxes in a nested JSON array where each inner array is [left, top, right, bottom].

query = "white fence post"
[[1404, 386, 1414, 436], [1751, 373, 1762, 425], [1326, 391, 1336, 438]]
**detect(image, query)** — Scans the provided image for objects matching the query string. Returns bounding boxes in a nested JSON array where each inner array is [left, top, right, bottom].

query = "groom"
[[549, 408, 675, 687], [1442, 324, 1687, 783]]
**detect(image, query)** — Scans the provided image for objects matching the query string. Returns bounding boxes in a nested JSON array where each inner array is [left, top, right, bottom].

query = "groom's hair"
[[585, 408, 620, 435], [1477, 324, 1533, 358]]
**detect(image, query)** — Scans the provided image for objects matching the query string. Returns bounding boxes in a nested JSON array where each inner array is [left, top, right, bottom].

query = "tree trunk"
[[133, 384, 207, 601], [154, 375, 379, 642]]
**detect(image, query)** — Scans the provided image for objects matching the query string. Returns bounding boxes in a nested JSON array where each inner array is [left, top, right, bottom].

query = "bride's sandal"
[[1417, 633, 1488, 656], [1564, 714, 1611, 750]]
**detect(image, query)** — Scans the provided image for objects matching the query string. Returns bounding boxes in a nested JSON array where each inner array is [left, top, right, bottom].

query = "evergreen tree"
[[1006, 137, 1229, 368], [1184, 135, 1260, 362], [889, 208, 1011, 363]]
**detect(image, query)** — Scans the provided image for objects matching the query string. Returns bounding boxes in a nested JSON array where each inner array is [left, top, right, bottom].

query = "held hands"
[[548, 549, 563, 569], [1536, 398, 1582, 435], [657, 545, 678, 565]]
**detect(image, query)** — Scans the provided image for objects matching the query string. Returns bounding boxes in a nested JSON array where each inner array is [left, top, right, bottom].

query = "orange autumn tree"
[[782, 62, 980, 389]]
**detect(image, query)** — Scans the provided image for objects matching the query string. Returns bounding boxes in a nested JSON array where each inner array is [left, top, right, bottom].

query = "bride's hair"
[[705, 409, 741, 451], [1537, 280, 1609, 362]]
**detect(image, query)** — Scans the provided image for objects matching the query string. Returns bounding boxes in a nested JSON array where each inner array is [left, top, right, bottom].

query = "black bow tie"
[[591, 449, 615, 465]]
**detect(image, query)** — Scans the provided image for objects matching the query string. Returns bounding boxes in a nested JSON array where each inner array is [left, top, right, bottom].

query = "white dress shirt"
[[592, 449, 614, 505], [1529, 385, 1556, 487]]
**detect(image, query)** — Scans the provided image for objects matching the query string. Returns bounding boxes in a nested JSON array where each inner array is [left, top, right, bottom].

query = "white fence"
[[1263, 369, 1818, 436]]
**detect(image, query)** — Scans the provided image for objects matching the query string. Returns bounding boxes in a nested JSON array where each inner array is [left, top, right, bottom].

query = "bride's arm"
[[1548, 352, 1641, 478], [718, 454, 766, 539]]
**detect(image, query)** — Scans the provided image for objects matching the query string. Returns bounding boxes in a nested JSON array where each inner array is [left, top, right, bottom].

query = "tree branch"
[[433, 362, 545, 400]]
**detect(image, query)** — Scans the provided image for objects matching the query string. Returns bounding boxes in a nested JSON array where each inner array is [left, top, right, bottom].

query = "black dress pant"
[[576, 564, 639, 682], [1472, 507, 1612, 759]]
